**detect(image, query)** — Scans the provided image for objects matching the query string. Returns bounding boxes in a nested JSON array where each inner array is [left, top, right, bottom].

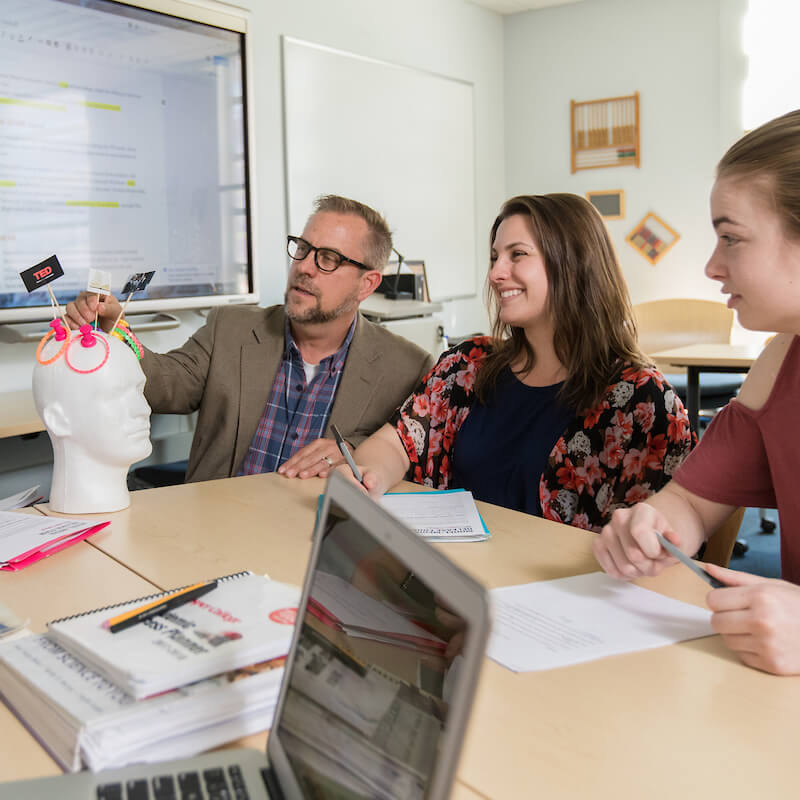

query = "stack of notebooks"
[[0, 571, 300, 772]]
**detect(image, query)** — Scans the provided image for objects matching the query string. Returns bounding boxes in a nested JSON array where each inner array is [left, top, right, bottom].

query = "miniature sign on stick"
[[19, 255, 69, 331], [113, 270, 156, 331]]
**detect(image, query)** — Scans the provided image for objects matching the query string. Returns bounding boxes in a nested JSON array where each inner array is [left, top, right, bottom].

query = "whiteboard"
[[282, 38, 477, 301]]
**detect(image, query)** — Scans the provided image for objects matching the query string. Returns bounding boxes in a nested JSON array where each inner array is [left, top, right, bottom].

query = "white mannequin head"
[[32, 327, 152, 513]]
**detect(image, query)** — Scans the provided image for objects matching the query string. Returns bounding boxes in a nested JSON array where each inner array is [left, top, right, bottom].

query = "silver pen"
[[330, 424, 364, 484], [654, 531, 726, 589]]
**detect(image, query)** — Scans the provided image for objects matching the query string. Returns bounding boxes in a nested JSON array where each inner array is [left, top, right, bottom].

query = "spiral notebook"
[[47, 571, 300, 699]]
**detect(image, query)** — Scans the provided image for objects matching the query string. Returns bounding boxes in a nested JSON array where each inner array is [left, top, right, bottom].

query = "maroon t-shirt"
[[673, 336, 800, 583]]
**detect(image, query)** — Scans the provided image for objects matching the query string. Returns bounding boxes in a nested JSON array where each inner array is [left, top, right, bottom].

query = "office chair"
[[129, 460, 188, 490], [699, 507, 745, 567]]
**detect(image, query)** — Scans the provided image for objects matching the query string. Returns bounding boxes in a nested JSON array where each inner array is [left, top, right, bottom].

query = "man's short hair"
[[312, 195, 393, 270]]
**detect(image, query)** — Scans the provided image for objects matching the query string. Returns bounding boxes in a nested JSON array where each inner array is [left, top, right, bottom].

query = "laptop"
[[1, 473, 490, 800]]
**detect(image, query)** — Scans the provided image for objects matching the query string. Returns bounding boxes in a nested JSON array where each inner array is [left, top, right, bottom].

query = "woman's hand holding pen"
[[332, 463, 383, 498], [593, 504, 681, 580]]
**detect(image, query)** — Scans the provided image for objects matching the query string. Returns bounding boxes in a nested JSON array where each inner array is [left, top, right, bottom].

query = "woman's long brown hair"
[[474, 194, 648, 412]]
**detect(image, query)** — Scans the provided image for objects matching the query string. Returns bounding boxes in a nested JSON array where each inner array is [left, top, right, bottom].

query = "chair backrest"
[[700, 507, 745, 567], [633, 299, 734, 360]]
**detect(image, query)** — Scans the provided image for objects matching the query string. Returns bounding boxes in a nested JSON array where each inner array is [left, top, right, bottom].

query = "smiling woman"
[[346, 193, 695, 531]]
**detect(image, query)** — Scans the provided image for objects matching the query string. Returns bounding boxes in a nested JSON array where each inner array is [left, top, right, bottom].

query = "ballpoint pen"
[[330, 424, 364, 485], [105, 579, 219, 633], [654, 532, 726, 589]]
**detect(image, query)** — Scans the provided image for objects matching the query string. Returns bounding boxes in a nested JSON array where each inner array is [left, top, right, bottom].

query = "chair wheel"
[[732, 539, 749, 558], [760, 518, 776, 533]]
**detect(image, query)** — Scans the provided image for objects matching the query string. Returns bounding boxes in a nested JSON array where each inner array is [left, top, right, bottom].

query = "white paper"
[[311, 572, 444, 648], [0, 511, 97, 564], [379, 490, 489, 541], [0, 486, 41, 511], [0, 634, 283, 772], [488, 572, 713, 672]]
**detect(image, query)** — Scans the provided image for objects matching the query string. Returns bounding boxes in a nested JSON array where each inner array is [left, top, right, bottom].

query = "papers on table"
[[379, 489, 490, 542], [0, 486, 41, 511], [309, 571, 445, 654], [0, 511, 109, 571], [0, 634, 285, 772], [488, 571, 713, 672]]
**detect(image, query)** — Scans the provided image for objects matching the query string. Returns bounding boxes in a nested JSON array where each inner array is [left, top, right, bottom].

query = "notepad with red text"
[[47, 571, 300, 699]]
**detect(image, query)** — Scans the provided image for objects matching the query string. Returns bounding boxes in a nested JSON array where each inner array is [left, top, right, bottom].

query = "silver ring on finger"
[[322, 455, 334, 466]]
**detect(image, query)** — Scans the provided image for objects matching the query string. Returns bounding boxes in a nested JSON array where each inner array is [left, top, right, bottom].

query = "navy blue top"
[[452, 367, 574, 515]]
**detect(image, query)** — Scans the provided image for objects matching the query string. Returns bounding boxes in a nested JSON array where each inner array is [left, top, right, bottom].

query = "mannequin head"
[[32, 326, 151, 513]]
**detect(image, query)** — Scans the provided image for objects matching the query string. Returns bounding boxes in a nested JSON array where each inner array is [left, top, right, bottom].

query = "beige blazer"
[[141, 305, 434, 482]]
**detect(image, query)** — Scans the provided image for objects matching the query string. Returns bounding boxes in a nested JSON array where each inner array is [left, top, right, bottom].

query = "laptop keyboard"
[[96, 765, 251, 800]]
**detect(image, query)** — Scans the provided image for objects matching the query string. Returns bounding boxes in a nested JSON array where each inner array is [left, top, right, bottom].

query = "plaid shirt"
[[237, 318, 356, 475]]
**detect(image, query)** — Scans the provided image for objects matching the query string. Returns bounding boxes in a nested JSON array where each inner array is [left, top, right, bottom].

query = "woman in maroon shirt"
[[594, 109, 800, 676]]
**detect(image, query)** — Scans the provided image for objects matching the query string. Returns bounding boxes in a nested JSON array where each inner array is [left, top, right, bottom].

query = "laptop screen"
[[275, 498, 469, 799]]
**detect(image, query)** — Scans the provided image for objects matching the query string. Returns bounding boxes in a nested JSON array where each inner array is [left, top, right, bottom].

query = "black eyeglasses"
[[286, 235, 373, 273]]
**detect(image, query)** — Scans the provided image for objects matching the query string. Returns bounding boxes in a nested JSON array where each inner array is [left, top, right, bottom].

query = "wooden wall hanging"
[[571, 92, 640, 173], [626, 212, 680, 265]]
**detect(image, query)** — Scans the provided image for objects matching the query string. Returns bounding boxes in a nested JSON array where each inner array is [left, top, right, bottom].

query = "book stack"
[[0, 572, 300, 772]]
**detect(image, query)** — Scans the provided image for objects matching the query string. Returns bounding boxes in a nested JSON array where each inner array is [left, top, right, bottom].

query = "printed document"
[[0, 486, 41, 511], [379, 489, 489, 542], [488, 571, 713, 672]]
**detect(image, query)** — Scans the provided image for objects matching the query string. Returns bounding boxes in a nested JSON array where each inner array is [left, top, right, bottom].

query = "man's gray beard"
[[284, 290, 359, 324]]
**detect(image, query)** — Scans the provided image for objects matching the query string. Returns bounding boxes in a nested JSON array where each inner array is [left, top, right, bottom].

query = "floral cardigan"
[[391, 337, 695, 531]]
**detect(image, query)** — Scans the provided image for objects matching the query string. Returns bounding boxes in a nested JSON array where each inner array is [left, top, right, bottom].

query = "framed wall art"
[[586, 189, 625, 220], [626, 212, 680, 265], [571, 92, 640, 173]]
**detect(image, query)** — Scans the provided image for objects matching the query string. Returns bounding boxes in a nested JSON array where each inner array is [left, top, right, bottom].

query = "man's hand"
[[65, 291, 123, 333], [277, 437, 344, 479], [705, 563, 800, 675], [592, 504, 680, 580]]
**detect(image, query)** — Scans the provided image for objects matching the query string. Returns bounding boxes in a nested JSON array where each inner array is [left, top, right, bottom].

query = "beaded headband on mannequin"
[[36, 319, 144, 374]]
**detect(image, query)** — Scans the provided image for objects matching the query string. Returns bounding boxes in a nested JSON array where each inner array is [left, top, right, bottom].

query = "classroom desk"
[[652, 342, 763, 432], [39, 473, 324, 590], [33, 473, 800, 799], [0, 539, 160, 782], [0, 389, 44, 438]]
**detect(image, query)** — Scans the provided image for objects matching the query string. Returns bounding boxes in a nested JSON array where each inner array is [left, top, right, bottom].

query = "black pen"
[[105, 580, 218, 633], [330, 424, 364, 485]]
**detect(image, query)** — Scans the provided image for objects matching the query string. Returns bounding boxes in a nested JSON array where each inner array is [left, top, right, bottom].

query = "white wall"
[[503, 0, 750, 322]]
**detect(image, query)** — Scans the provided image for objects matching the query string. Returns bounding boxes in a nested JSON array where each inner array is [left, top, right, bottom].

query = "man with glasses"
[[65, 195, 433, 483]]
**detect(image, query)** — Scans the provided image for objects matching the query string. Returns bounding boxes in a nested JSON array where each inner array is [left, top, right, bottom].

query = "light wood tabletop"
[[651, 342, 764, 369], [650, 342, 765, 432], [20, 474, 800, 798], [38, 473, 325, 590]]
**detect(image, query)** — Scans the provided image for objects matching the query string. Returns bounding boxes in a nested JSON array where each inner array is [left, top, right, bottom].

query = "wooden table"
[[652, 342, 763, 431], [38, 473, 323, 590], [15, 473, 800, 798]]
